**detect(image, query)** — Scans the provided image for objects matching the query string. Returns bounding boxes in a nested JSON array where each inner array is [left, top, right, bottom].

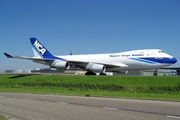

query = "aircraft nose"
[[163, 57, 177, 64], [170, 57, 177, 64]]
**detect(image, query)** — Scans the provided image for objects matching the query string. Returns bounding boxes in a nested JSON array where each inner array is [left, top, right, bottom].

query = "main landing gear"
[[85, 71, 107, 75], [99, 73, 107, 75], [85, 71, 96, 75]]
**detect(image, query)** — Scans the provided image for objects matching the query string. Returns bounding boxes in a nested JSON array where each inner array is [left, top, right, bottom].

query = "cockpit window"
[[159, 51, 164, 53]]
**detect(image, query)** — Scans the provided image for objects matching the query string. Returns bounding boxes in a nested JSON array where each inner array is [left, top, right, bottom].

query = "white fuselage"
[[56, 49, 177, 70]]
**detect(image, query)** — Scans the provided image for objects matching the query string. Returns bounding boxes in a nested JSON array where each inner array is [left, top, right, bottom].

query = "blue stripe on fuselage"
[[140, 57, 177, 64], [129, 58, 156, 64], [129, 57, 177, 64]]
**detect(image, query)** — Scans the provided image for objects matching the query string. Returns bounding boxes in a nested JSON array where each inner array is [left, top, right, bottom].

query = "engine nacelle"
[[88, 64, 106, 73], [51, 61, 70, 70]]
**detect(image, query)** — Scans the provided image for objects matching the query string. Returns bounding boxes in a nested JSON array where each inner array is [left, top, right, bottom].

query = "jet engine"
[[88, 64, 106, 73], [50, 61, 70, 70]]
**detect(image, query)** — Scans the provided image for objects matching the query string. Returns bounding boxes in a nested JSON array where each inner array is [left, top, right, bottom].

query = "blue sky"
[[0, 0, 180, 72]]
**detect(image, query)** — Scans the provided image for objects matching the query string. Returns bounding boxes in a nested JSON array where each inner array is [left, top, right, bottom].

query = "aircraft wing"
[[4, 53, 129, 68], [4, 53, 54, 61], [67, 60, 129, 68], [4, 53, 14, 58], [4, 53, 56, 66]]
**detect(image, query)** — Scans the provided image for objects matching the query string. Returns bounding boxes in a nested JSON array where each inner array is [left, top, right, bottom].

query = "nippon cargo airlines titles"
[[110, 54, 144, 57], [4, 37, 177, 75]]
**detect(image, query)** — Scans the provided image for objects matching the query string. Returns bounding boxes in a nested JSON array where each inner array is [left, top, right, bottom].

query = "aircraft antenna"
[[70, 50, 72, 55]]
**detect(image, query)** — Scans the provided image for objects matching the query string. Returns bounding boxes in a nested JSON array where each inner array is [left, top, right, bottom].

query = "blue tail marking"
[[30, 37, 65, 60]]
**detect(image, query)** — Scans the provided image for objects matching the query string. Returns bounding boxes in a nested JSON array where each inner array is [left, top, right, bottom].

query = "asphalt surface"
[[0, 92, 180, 120]]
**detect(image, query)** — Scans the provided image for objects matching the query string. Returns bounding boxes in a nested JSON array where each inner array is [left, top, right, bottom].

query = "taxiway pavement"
[[0, 92, 179, 120]]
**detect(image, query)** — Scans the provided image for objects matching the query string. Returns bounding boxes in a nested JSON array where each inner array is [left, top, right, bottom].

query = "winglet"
[[4, 53, 14, 58]]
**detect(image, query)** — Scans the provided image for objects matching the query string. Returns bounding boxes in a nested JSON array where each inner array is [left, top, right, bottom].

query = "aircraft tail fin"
[[30, 37, 54, 59]]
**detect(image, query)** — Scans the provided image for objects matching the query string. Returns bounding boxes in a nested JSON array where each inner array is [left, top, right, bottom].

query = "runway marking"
[[103, 107, 117, 110], [167, 115, 180, 119], [58, 102, 69, 104]]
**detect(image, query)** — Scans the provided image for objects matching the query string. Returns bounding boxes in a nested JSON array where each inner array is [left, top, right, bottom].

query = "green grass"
[[0, 114, 10, 120], [0, 74, 180, 100]]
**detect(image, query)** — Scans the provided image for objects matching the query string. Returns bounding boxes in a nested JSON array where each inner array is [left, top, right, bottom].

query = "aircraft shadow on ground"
[[9, 74, 33, 79]]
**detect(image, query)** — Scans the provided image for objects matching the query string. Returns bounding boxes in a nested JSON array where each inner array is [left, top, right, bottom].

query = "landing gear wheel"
[[153, 73, 157, 76], [99, 73, 106, 75], [85, 71, 96, 75]]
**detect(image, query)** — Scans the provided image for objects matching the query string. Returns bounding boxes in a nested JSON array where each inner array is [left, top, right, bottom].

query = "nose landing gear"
[[153, 70, 157, 76]]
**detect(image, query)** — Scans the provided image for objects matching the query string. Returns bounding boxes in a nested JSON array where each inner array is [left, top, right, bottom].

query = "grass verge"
[[0, 74, 180, 100]]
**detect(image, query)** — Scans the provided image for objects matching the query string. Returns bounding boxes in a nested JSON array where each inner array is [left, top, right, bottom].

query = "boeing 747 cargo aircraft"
[[4, 37, 177, 75]]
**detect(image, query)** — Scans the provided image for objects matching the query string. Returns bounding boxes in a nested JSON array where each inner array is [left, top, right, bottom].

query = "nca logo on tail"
[[34, 40, 46, 55]]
